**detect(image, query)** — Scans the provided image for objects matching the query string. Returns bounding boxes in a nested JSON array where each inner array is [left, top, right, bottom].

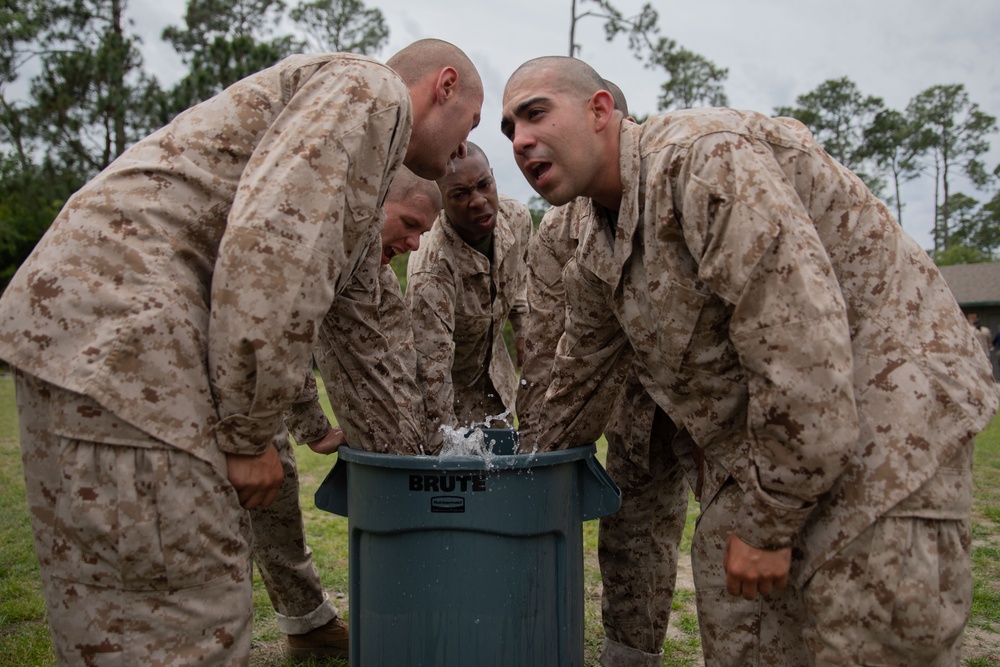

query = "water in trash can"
[[315, 429, 621, 667]]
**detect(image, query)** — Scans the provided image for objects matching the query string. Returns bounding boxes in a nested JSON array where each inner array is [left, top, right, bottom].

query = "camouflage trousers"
[[694, 440, 973, 667], [692, 478, 809, 667], [802, 440, 973, 667], [14, 369, 253, 666], [599, 404, 690, 667], [250, 435, 340, 634]]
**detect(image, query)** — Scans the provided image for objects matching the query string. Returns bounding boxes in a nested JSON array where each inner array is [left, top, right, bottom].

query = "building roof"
[[938, 262, 1000, 307]]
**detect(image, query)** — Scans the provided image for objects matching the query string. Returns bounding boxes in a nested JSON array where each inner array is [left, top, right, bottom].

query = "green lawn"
[[1, 372, 998, 666]]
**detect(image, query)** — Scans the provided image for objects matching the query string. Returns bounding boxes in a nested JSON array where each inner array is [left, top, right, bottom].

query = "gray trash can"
[[315, 428, 621, 667]]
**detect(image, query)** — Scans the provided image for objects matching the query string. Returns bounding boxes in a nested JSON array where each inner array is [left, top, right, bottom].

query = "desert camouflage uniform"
[[0, 53, 420, 664], [520, 110, 999, 665], [517, 200, 690, 666], [253, 262, 426, 632], [406, 195, 532, 440]]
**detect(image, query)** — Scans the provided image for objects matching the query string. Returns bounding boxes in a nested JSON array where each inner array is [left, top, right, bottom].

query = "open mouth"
[[381, 246, 399, 264], [528, 161, 552, 187]]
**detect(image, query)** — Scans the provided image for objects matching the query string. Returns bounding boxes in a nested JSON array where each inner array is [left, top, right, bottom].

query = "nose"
[[511, 126, 534, 155], [406, 234, 421, 251], [469, 189, 487, 209], [451, 142, 468, 160]]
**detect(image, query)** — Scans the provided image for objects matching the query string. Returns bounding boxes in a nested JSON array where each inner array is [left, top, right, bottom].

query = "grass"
[[1, 371, 998, 665]]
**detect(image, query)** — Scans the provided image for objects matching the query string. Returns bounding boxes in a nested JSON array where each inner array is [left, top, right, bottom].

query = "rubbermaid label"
[[430, 496, 466, 513]]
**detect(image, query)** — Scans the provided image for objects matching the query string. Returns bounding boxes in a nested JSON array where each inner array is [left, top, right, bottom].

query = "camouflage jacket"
[[406, 195, 532, 435], [0, 53, 413, 463], [519, 109, 999, 581], [286, 263, 427, 454]]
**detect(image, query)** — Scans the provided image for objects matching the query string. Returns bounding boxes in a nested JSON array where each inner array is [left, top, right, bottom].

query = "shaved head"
[[507, 56, 605, 100], [387, 39, 484, 180], [387, 39, 482, 97], [387, 166, 442, 211], [602, 79, 629, 117]]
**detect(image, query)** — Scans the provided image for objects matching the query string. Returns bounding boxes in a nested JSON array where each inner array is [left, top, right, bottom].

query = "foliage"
[[570, 0, 728, 111], [160, 0, 302, 116], [906, 84, 998, 253], [289, 0, 388, 55], [528, 194, 550, 229], [862, 108, 925, 225], [0, 155, 81, 291]]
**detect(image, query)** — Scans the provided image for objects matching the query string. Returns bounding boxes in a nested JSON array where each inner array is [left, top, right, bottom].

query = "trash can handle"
[[579, 455, 622, 521], [314, 452, 349, 517]]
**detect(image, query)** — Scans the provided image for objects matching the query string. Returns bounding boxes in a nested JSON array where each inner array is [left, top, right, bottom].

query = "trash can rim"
[[335, 442, 598, 471]]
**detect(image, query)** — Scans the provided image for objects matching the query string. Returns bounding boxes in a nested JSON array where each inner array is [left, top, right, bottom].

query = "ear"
[[589, 89, 617, 133], [434, 67, 459, 105]]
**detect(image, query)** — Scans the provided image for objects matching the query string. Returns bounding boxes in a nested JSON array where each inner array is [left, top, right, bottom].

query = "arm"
[[518, 256, 633, 452], [505, 204, 534, 368], [676, 132, 858, 584], [405, 255, 459, 440], [208, 61, 409, 458], [516, 209, 573, 428], [284, 370, 336, 446], [313, 241, 427, 454]]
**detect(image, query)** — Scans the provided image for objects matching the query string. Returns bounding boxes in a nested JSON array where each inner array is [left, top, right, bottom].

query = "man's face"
[[438, 152, 499, 246], [380, 192, 439, 264], [408, 83, 484, 180], [500, 68, 601, 206]]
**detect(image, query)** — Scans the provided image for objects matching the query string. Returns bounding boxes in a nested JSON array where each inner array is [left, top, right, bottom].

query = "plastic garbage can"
[[315, 428, 621, 667]]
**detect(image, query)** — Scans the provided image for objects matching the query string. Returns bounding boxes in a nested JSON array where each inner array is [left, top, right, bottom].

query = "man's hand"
[[307, 427, 347, 455], [723, 533, 791, 600], [225, 443, 284, 510]]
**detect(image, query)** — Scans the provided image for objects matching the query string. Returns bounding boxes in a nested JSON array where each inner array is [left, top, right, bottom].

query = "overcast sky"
[[132, 0, 1000, 250]]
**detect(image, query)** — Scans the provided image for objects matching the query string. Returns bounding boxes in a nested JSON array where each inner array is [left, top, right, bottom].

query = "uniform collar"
[[575, 121, 642, 287]]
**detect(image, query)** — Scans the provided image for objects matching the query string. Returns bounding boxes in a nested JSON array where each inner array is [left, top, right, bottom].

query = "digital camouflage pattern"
[[0, 52, 419, 664], [519, 108, 998, 583], [692, 479, 809, 667], [518, 109, 998, 665], [0, 52, 413, 464], [15, 370, 254, 666], [250, 433, 339, 634], [406, 195, 532, 438], [515, 201, 689, 666], [257, 261, 423, 637]]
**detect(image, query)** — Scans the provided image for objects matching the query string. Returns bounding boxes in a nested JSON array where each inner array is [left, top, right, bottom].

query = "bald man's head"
[[380, 166, 441, 265], [387, 39, 482, 97], [387, 39, 484, 181], [507, 56, 605, 102]]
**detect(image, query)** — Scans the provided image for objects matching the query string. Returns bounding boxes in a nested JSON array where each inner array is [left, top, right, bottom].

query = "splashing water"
[[437, 409, 516, 467]]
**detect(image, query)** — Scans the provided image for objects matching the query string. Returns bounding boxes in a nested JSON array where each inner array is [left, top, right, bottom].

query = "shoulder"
[[497, 195, 533, 236]]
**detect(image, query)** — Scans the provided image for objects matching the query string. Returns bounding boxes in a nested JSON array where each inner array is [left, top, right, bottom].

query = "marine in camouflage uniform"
[[0, 42, 482, 665], [504, 57, 999, 666], [406, 144, 533, 440], [253, 169, 440, 657], [517, 199, 690, 667]]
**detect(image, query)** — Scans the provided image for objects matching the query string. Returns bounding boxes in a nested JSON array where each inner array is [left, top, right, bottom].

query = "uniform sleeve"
[[406, 257, 459, 439], [313, 242, 427, 454], [518, 257, 633, 452], [505, 205, 534, 339], [283, 369, 335, 445], [676, 132, 859, 549], [516, 214, 571, 428], [208, 63, 408, 456]]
